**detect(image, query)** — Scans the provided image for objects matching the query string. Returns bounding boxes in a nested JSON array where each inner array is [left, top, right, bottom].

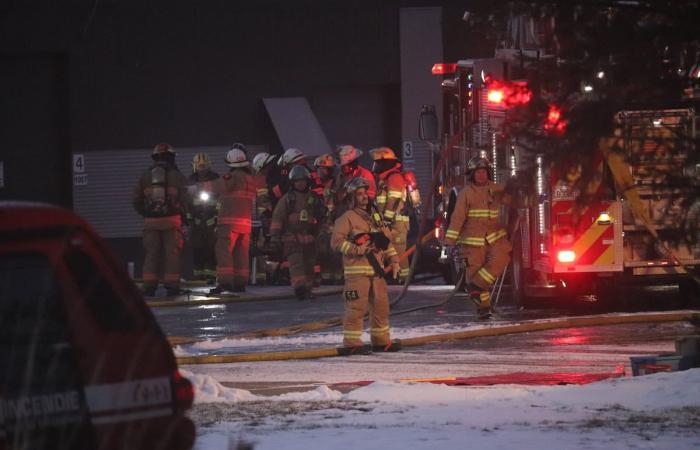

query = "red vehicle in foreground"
[[0, 202, 195, 450]]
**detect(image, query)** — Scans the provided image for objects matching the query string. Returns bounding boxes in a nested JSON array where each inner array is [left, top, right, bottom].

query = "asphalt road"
[[152, 281, 699, 395]]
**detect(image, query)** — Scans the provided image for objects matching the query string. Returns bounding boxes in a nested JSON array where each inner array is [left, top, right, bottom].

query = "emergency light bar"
[[431, 63, 457, 75]]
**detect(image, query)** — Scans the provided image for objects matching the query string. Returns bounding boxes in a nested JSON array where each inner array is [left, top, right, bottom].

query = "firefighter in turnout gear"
[[444, 156, 512, 318], [252, 152, 277, 284], [314, 153, 344, 284], [269, 166, 324, 300], [331, 177, 402, 353], [209, 147, 256, 294], [187, 152, 220, 283], [334, 146, 377, 220], [370, 147, 412, 282], [132, 143, 189, 296]]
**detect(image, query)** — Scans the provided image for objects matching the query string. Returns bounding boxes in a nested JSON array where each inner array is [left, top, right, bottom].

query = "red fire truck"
[[420, 58, 700, 306]]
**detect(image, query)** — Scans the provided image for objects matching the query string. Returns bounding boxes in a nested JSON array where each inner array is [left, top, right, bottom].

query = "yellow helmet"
[[192, 152, 211, 172], [369, 147, 397, 161], [314, 153, 336, 168]]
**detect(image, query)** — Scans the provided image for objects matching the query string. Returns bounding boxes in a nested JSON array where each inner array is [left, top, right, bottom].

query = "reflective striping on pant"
[[445, 229, 459, 240], [477, 267, 496, 285], [399, 268, 410, 277], [343, 330, 363, 338], [478, 291, 491, 308], [395, 215, 410, 222], [370, 325, 390, 335], [485, 229, 507, 244], [458, 237, 485, 246], [384, 209, 396, 219]]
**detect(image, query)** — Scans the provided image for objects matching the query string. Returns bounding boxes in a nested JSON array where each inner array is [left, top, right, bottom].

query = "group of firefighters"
[[133, 141, 511, 352]]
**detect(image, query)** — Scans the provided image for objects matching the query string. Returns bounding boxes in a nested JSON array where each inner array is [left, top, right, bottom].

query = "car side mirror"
[[418, 105, 438, 142]]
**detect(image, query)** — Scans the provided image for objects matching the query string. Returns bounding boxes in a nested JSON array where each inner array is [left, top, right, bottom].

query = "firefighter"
[[187, 152, 220, 283], [370, 147, 412, 282], [444, 156, 512, 319], [270, 148, 321, 201], [251, 152, 278, 284], [335, 145, 376, 205], [209, 146, 256, 294], [132, 143, 189, 297], [331, 177, 401, 353], [269, 166, 324, 300], [314, 153, 343, 284]]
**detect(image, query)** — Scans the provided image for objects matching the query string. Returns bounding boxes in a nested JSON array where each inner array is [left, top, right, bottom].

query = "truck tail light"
[[557, 250, 576, 263], [172, 370, 194, 410], [431, 63, 457, 75]]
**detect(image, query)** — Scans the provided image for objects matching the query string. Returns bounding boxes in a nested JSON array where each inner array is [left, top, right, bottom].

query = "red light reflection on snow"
[[550, 329, 590, 346]]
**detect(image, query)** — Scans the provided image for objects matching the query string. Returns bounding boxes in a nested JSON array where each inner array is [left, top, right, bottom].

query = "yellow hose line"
[[167, 317, 344, 346], [148, 287, 343, 308], [176, 310, 700, 365]]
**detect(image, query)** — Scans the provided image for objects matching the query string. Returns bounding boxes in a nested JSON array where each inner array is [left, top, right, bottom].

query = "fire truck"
[[419, 58, 700, 306]]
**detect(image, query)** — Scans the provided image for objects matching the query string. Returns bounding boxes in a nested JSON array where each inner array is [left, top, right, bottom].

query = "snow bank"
[[181, 369, 342, 404]]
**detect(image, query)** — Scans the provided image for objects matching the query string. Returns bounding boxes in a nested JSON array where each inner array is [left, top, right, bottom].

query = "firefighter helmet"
[[337, 145, 362, 166], [152, 142, 175, 156], [344, 176, 370, 195], [225, 148, 249, 167], [314, 153, 335, 168], [369, 147, 398, 161], [231, 142, 248, 153], [279, 148, 306, 166], [252, 152, 276, 172], [192, 152, 211, 172], [467, 156, 492, 179], [288, 165, 311, 181]]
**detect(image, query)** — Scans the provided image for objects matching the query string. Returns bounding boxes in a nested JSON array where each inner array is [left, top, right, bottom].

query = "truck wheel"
[[679, 279, 700, 307]]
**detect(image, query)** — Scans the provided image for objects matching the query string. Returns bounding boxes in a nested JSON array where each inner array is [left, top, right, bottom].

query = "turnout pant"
[[342, 275, 390, 347], [460, 238, 511, 309], [215, 226, 250, 287], [390, 220, 410, 280], [190, 223, 217, 279], [285, 242, 316, 296], [142, 225, 183, 290]]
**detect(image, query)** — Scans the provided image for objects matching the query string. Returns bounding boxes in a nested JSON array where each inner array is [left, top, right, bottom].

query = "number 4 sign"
[[73, 154, 85, 173]]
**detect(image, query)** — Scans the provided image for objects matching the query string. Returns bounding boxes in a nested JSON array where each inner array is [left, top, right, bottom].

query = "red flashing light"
[[485, 80, 532, 107], [487, 89, 505, 104], [431, 63, 457, 75], [544, 104, 568, 135]]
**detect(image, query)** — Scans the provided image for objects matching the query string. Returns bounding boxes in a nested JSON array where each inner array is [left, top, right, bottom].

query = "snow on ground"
[[185, 368, 700, 450]]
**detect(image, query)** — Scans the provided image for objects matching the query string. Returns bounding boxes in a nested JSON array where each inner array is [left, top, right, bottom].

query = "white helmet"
[[225, 148, 249, 168], [337, 145, 363, 166], [252, 152, 276, 172], [279, 148, 306, 166]]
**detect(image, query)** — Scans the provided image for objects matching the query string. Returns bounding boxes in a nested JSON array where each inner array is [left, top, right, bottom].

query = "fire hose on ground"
[[175, 310, 700, 365]]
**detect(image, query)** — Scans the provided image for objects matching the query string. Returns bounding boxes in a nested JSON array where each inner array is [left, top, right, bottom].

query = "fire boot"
[[372, 339, 402, 352], [476, 290, 492, 319]]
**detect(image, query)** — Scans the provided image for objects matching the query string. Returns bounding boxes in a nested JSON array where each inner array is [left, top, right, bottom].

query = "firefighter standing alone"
[[269, 166, 324, 301], [444, 156, 512, 319], [187, 152, 220, 283], [132, 143, 189, 297], [331, 177, 401, 353]]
